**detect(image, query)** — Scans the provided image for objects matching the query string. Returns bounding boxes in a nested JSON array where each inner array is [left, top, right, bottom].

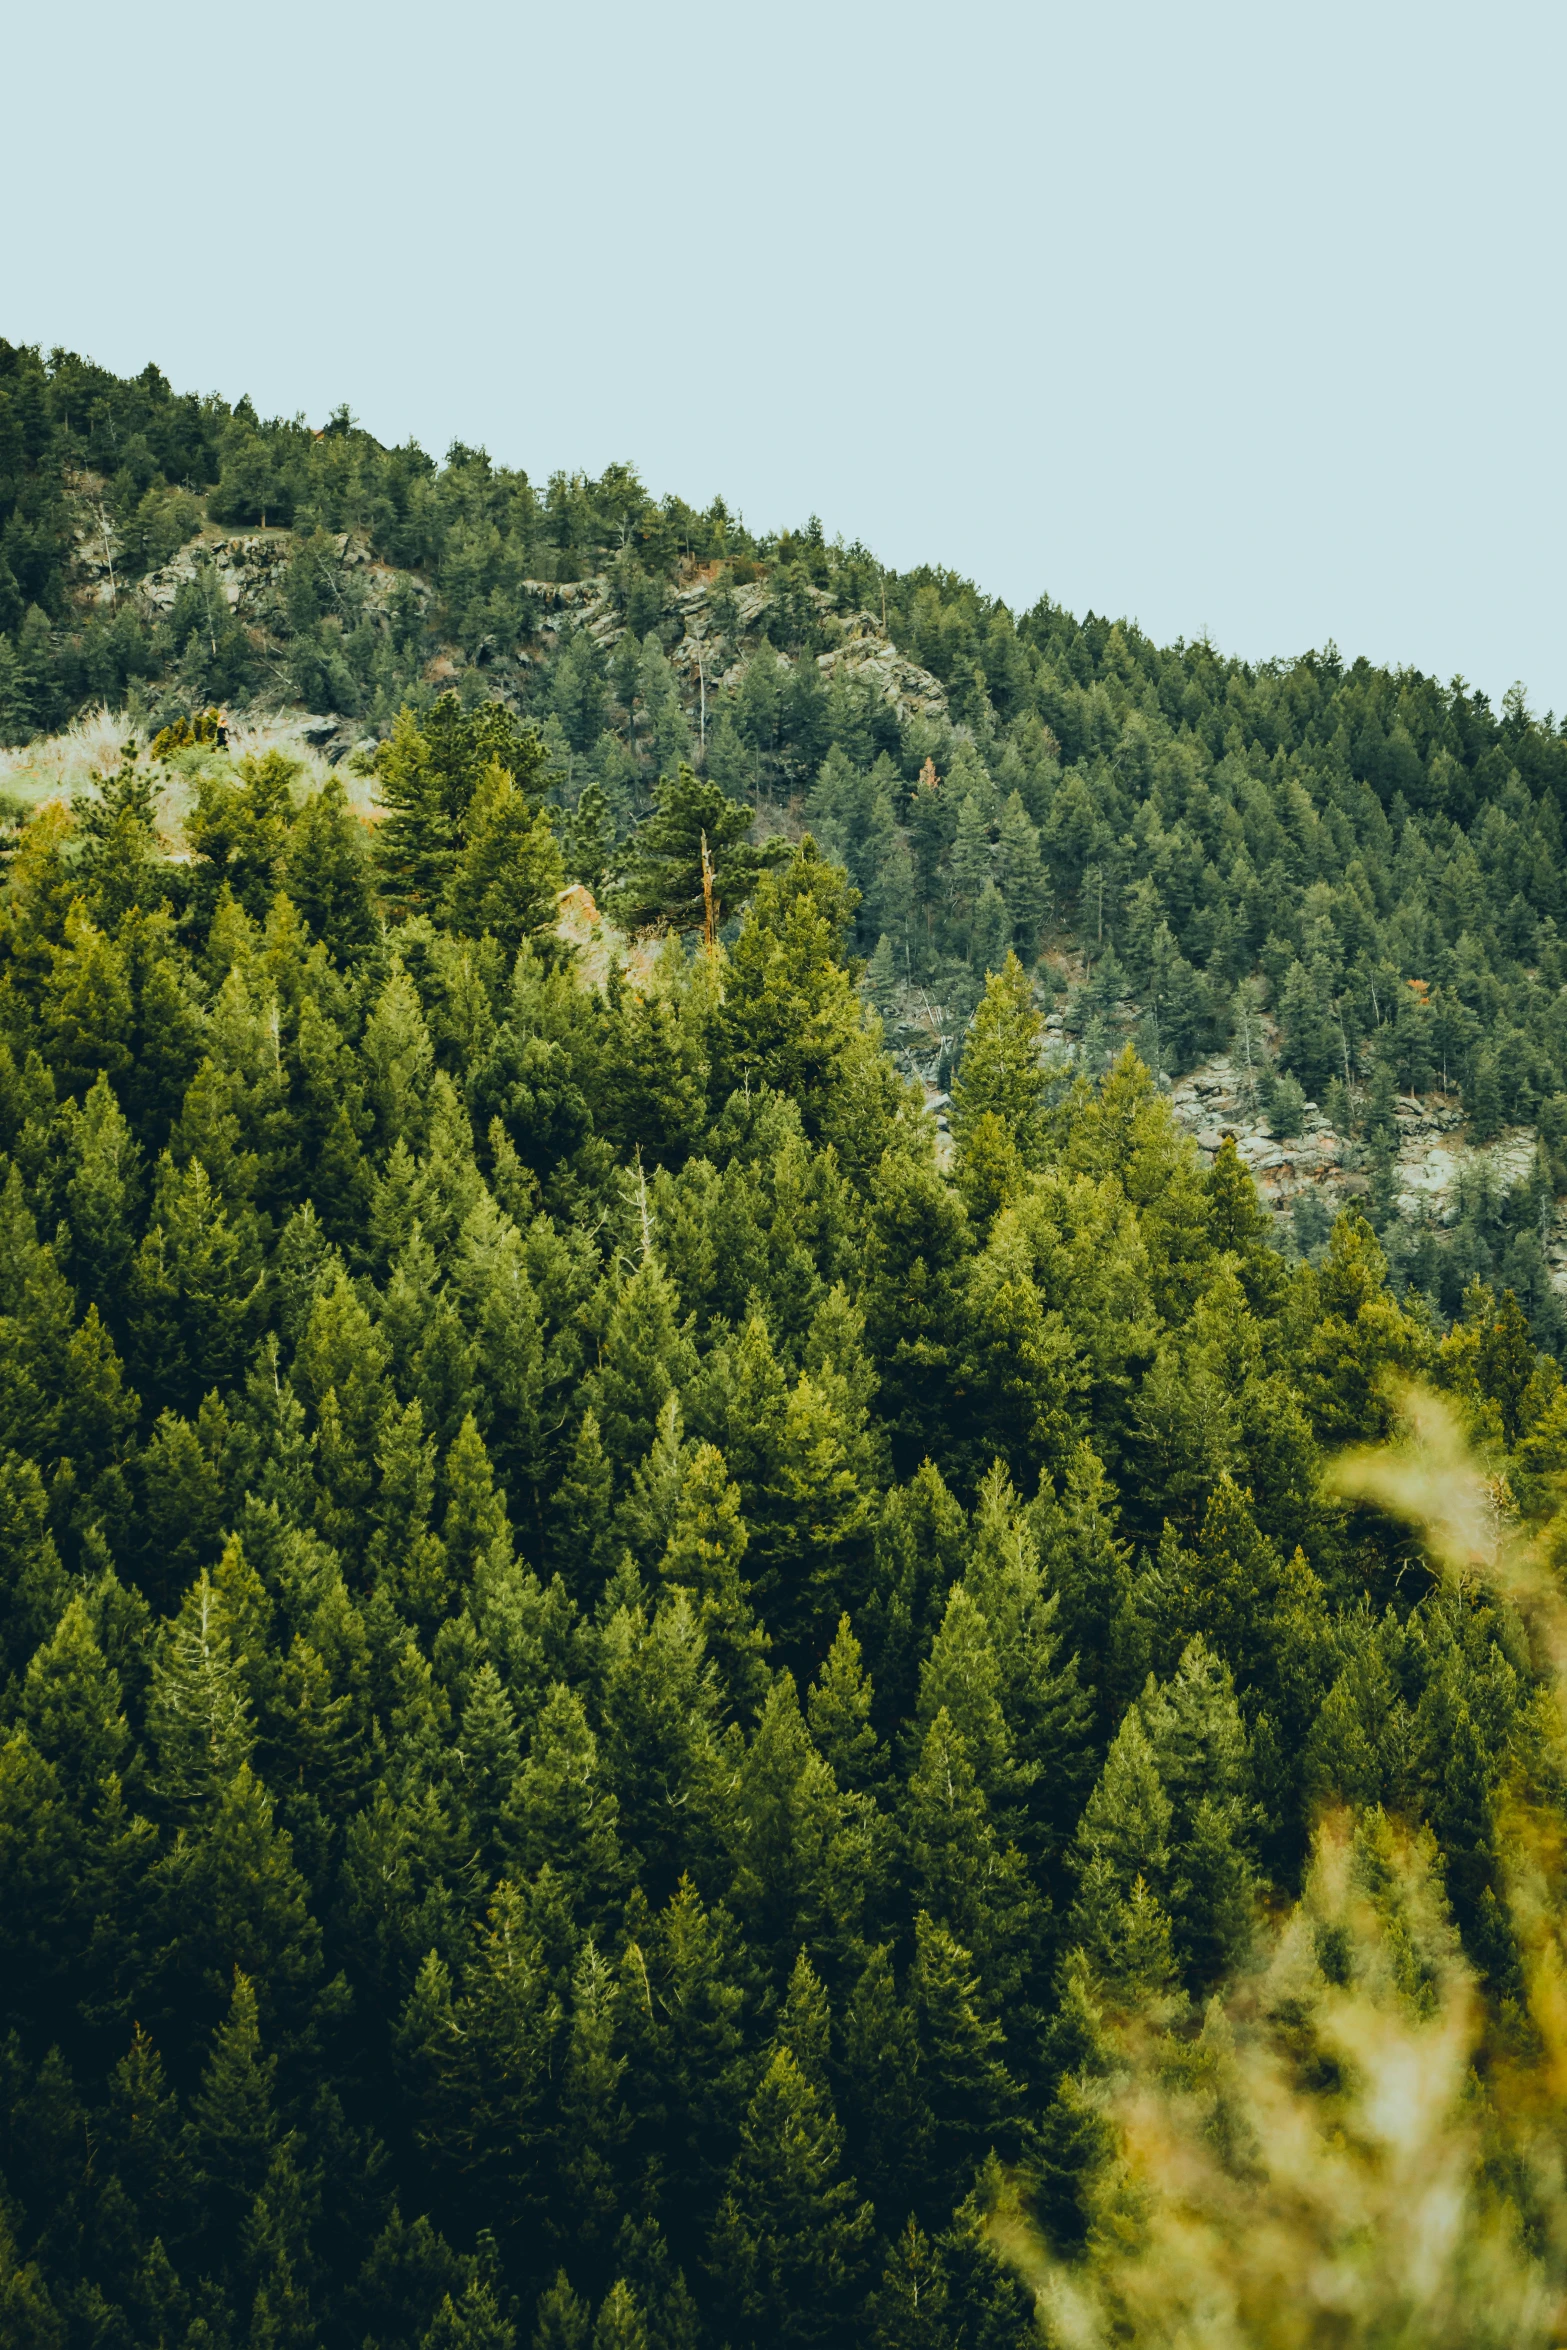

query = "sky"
[[8, 0, 1566, 707]]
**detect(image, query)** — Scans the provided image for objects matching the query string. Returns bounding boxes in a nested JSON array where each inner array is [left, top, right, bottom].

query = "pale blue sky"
[[10, 0, 1566, 707]]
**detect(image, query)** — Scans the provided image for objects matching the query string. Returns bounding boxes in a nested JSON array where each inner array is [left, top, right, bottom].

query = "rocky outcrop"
[[1160, 1049, 1558, 1269], [135, 529, 417, 625], [525, 572, 949, 725], [813, 610, 947, 721]]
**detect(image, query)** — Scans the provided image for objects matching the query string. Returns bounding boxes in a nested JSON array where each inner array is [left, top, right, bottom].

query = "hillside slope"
[[3, 348, 1567, 2347], [5, 339, 1567, 1338]]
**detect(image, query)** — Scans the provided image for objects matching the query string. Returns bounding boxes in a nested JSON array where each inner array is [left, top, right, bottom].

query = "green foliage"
[[609, 763, 783, 935], [0, 340, 1560, 2348]]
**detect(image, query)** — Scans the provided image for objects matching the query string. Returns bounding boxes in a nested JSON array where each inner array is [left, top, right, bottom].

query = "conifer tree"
[[618, 1873, 748, 2245], [807, 1615, 883, 1792], [861, 1459, 968, 1729], [423, 2278, 518, 2350], [866, 2220, 952, 2350], [443, 1413, 514, 1589], [1067, 1708, 1179, 1998], [907, 1911, 1016, 2214], [841, 1943, 932, 2219], [612, 763, 778, 935], [533, 2272, 591, 2350], [727, 1671, 880, 1975], [584, 1258, 698, 1477], [950, 951, 1049, 1162], [186, 1969, 279, 2251], [19, 1593, 128, 1802], [504, 1682, 624, 1914], [861, 1152, 972, 1476], [395, 1881, 565, 2246], [657, 1439, 768, 1712], [706, 2044, 873, 2350], [147, 1569, 255, 1813], [903, 1708, 1038, 2001], [282, 775, 380, 959], [550, 1410, 616, 1599], [445, 759, 566, 957], [0, 1450, 68, 1679], [597, 1589, 723, 1897]]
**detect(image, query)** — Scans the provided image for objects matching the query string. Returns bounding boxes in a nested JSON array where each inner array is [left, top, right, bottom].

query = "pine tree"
[[422, 2279, 518, 2350], [865, 931, 899, 1022], [584, 1258, 698, 1477], [186, 1969, 280, 2252], [865, 2220, 952, 2350], [550, 1411, 617, 1599], [712, 844, 905, 1182], [774, 1948, 833, 2093], [19, 1593, 128, 1803], [445, 759, 566, 957], [950, 951, 1048, 1160], [565, 779, 616, 897], [753, 1371, 874, 1667], [126, 1153, 262, 1416], [618, 1874, 748, 2246], [395, 1881, 566, 2245], [504, 1682, 624, 1915], [594, 981, 707, 1167], [159, 1756, 325, 2045], [916, 1587, 1017, 1819], [840, 1944, 932, 2221], [607, 2215, 702, 2350], [556, 1938, 630, 2263], [706, 2045, 873, 2350], [369, 1399, 451, 1622], [361, 963, 436, 1149], [282, 775, 380, 959], [657, 1440, 768, 1713], [726, 1672, 879, 1976], [533, 2272, 591, 2350], [456, 1661, 523, 1860], [597, 1588, 723, 1898], [906, 1911, 1016, 2215], [373, 697, 548, 913], [861, 1155, 972, 1478], [589, 2281, 646, 2350], [611, 764, 780, 935], [995, 791, 1048, 958], [1138, 1636, 1259, 1987], [186, 746, 297, 915], [443, 1412, 514, 1587], [1467, 1044, 1504, 1143], [1477, 1287, 1536, 1443], [60, 1070, 142, 1312], [807, 1616, 883, 1792], [104, 2022, 187, 2254], [0, 1450, 69, 1680], [146, 1570, 255, 1813], [903, 1706, 1040, 2006], [617, 1393, 688, 1568], [1067, 1709, 1179, 1999], [860, 1459, 968, 1730]]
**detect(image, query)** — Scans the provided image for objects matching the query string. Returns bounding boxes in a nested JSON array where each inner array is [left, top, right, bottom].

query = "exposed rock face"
[[814, 610, 947, 722], [525, 573, 949, 724], [1167, 1056, 1363, 1220], [135, 529, 416, 625], [137, 532, 290, 616], [1162, 1050, 1558, 1271]]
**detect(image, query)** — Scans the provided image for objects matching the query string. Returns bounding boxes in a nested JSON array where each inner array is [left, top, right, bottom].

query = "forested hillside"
[[4, 344, 1567, 2348]]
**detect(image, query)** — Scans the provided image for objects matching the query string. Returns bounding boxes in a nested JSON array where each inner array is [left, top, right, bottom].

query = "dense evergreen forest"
[[3, 342, 1567, 2346]]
